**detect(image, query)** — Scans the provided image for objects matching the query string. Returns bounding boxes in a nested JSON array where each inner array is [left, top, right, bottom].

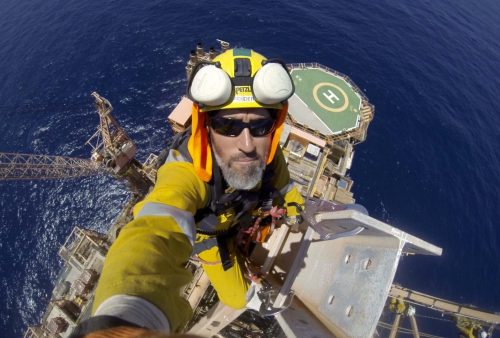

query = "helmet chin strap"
[[266, 102, 288, 165], [188, 104, 213, 182]]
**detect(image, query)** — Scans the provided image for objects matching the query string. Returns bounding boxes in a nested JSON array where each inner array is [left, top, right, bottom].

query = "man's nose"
[[236, 128, 256, 153]]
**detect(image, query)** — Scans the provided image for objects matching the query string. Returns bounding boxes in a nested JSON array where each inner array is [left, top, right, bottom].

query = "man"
[[73, 48, 304, 336]]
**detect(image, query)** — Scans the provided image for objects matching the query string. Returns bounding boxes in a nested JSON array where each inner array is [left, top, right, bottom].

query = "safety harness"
[[159, 128, 286, 271]]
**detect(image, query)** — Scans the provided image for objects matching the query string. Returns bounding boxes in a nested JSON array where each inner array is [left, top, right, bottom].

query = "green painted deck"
[[290, 67, 362, 134]]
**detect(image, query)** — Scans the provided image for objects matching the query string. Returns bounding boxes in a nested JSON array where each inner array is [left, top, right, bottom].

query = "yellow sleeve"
[[134, 161, 209, 215], [93, 161, 209, 331], [92, 215, 193, 331]]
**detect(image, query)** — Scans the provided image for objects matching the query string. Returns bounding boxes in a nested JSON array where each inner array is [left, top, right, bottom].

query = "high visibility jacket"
[[92, 146, 304, 332]]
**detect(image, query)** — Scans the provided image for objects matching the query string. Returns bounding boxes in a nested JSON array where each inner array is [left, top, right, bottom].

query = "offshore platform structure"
[[164, 42, 499, 337], [11, 40, 500, 338]]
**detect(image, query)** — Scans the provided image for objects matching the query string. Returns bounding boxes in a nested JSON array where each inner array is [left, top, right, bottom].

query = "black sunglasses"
[[208, 116, 276, 137]]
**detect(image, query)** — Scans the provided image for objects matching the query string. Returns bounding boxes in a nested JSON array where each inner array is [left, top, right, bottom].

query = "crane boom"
[[0, 153, 100, 180]]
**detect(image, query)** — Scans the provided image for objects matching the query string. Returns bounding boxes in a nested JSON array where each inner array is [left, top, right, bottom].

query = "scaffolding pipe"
[[409, 315, 421, 338], [389, 313, 402, 338]]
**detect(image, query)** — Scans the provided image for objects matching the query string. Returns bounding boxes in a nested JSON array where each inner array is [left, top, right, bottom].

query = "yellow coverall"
[[92, 147, 304, 331]]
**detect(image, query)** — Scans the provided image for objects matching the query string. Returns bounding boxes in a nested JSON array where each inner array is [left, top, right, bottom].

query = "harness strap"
[[192, 237, 218, 256], [216, 235, 233, 271], [191, 233, 234, 271], [192, 227, 238, 270]]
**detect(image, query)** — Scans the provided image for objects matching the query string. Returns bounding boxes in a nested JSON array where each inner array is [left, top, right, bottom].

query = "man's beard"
[[213, 150, 266, 190]]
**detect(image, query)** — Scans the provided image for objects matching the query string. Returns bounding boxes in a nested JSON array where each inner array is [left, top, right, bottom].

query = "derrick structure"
[[86, 92, 153, 193], [0, 153, 99, 180], [86, 92, 137, 175]]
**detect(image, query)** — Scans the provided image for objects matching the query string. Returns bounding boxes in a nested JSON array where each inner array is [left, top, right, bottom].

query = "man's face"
[[208, 108, 273, 190]]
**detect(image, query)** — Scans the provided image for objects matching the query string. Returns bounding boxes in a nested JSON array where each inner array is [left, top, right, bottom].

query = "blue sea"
[[1, 0, 499, 336]]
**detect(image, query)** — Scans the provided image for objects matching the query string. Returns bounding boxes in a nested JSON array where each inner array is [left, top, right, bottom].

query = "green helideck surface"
[[290, 67, 362, 134]]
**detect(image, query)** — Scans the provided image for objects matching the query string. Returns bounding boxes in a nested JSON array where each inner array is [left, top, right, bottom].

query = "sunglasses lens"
[[210, 118, 237, 136], [210, 117, 275, 137], [250, 119, 275, 136]]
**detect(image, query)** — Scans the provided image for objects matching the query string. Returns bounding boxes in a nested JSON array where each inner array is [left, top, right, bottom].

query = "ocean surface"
[[1, 0, 499, 336]]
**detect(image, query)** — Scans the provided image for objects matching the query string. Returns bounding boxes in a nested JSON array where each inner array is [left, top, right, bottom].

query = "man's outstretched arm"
[[91, 215, 194, 332]]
